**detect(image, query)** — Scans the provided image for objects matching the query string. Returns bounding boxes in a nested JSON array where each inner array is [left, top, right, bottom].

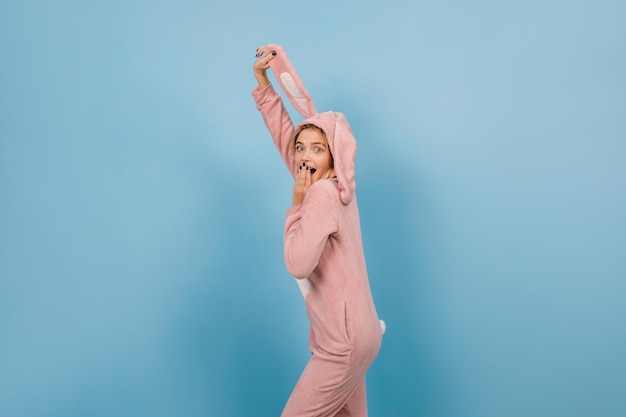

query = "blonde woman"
[[252, 44, 384, 417]]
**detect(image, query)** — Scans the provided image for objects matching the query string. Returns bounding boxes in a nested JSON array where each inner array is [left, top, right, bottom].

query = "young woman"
[[252, 44, 384, 417]]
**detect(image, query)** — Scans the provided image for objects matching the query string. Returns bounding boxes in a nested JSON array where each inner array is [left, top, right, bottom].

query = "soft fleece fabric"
[[253, 83, 383, 417]]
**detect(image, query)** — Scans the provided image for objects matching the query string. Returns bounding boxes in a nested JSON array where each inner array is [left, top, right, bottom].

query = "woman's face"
[[295, 128, 333, 184]]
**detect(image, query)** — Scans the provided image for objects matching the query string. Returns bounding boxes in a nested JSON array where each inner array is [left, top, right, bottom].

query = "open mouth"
[[310, 168, 317, 174]]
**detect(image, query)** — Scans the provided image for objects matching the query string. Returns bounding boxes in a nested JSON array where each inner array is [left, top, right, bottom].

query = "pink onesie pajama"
[[253, 82, 383, 417]]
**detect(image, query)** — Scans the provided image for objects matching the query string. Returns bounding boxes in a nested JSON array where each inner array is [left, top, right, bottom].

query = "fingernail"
[[272, 51, 276, 56]]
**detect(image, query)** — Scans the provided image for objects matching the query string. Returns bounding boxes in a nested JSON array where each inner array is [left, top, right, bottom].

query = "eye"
[[314, 147, 323, 153], [295, 145, 304, 152]]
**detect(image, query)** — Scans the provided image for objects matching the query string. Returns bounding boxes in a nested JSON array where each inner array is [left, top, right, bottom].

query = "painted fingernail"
[[272, 51, 277, 56]]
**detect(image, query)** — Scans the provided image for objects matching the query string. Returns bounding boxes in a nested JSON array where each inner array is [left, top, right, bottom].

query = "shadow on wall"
[[343, 93, 454, 416], [164, 130, 308, 416]]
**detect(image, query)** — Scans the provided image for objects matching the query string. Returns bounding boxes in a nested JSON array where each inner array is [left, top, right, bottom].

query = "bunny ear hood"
[[297, 112, 357, 205], [268, 44, 357, 205], [267, 44, 317, 118]]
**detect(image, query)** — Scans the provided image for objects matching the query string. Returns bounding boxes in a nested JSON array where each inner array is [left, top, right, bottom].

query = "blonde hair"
[[294, 124, 335, 178]]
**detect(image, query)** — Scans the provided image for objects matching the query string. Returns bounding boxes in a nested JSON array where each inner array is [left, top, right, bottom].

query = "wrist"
[[254, 70, 268, 80]]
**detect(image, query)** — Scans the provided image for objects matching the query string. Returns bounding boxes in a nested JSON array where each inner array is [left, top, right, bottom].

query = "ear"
[[267, 44, 317, 118], [332, 113, 357, 205]]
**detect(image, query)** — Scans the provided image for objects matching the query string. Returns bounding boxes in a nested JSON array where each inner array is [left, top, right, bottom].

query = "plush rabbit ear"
[[330, 112, 357, 205], [267, 44, 317, 118]]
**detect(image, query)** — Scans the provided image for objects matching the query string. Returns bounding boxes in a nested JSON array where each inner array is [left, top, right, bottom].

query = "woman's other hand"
[[292, 163, 312, 206], [253, 46, 276, 89]]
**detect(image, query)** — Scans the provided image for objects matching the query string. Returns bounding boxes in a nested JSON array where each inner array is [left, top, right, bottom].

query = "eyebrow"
[[295, 141, 327, 147]]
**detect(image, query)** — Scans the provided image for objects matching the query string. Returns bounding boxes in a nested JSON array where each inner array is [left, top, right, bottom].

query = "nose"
[[301, 149, 311, 162]]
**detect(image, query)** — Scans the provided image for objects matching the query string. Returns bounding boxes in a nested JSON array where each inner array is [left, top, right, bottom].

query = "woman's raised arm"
[[252, 46, 296, 176]]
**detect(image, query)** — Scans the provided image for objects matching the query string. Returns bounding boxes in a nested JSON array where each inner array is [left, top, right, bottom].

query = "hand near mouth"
[[293, 162, 312, 206]]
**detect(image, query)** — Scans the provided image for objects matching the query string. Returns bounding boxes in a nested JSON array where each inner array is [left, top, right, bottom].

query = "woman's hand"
[[293, 163, 312, 206], [253, 45, 276, 89]]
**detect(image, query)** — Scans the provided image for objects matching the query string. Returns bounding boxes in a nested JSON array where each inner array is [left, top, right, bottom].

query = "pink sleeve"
[[283, 181, 339, 279], [252, 84, 296, 177]]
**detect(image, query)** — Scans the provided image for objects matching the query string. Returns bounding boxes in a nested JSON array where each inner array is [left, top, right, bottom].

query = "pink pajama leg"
[[281, 356, 368, 417], [335, 379, 367, 417]]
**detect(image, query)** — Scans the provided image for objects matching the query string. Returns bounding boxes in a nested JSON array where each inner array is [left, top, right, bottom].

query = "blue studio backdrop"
[[1, 1, 625, 416]]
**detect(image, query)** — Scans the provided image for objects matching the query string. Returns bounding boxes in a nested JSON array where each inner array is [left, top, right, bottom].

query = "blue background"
[[1, 1, 625, 416]]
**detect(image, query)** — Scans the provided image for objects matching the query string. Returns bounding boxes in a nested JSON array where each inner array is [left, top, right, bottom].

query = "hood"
[[267, 43, 357, 205], [295, 112, 357, 205]]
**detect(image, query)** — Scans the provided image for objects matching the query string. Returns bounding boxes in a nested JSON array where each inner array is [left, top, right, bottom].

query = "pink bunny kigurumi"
[[267, 44, 386, 335]]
